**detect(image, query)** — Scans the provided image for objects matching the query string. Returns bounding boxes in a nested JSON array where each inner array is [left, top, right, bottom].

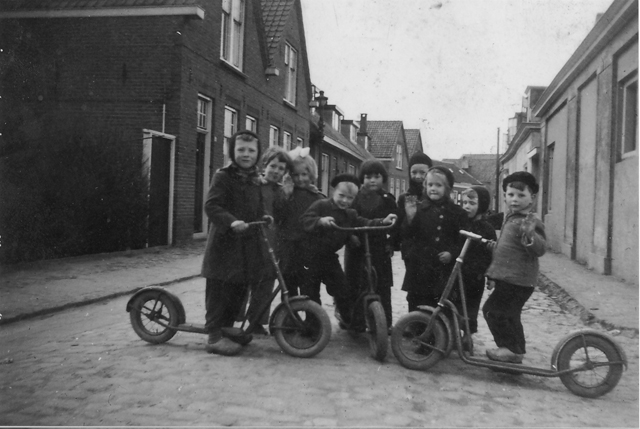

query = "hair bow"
[[288, 146, 310, 159]]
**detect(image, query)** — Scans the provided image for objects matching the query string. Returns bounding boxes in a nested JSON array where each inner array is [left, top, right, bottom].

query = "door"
[[148, 136, 172, 247]]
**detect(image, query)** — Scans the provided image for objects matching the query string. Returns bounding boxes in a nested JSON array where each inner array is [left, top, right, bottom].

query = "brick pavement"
[[0, 239, 637, 337]]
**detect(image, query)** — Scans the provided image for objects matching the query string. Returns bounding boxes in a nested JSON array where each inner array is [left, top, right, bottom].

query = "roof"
[[442, 154, 498, 186], [404, 129, 422, 156], [0, 0, 205, 18], [261, 0, 295, 65], [366, 121, 404, 158], [312, 113, 373, 161], [432, 160, 483, 186]]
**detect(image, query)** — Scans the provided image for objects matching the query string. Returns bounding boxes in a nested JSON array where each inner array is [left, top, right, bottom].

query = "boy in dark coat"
[[300, 174, 397, 326], [344, 160, 397, 329], [459, 186, 497, 335], [201, 130, 268, 356]]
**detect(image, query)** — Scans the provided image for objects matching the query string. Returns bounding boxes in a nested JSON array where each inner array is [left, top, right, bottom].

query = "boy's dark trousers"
[[301, 252, 356, 324], [482, 279, 534, 355], [459, 273, 486, 334], [205, 278, 250, 340]]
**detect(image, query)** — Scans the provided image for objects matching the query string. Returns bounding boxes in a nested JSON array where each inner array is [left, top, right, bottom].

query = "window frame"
[[220, 0, 245, 70], [284, 42, 298, 105], [269, 125, 280, 148], [396, 144, 403, 169], [283, 131, 292, 151], [245, 115, 257, 133], [618, 74, 638, 160], [223, 106, 238, 166]]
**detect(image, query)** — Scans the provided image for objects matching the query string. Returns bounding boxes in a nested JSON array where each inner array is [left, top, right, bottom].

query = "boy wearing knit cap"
[[483, 171, 546, 364], [300, 174, 397, 326], [459, 186, 497, 339]]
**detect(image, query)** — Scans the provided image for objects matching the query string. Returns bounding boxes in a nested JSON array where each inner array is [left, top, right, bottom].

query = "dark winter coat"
[[200, 164, 269, 284], [345, 189, 397, 290], [273, 186, 324, 273], [300, 198, 382, 258], [461, 218, 497, 282], [401, 197, 469, 294], [393, 181, 426, 256]]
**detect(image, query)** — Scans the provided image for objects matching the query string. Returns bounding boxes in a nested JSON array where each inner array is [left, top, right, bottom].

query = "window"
[[297, 137, 304, 148], [245, 115, 257, 133], [396, 145, 403, 169], [332, 113, 340, 131], [390, 178, 395, 196], [348, 164, 355, 175], [269, 126, 280, 147], [283, 132, 292, 151], [197, 97, 209, 130], [221, 0, 245, 69], [195, 95, 212, 233], [223, 106, 237, 166], [284, 43, 297, 104], [402, 179, 406, 194], [619, 76, 638, 157]]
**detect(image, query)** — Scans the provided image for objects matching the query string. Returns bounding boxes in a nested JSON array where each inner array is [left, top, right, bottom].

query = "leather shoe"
[[206, 337, 242, 356]]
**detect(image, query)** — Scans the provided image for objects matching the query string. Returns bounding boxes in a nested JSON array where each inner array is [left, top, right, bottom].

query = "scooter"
[[390, 230, 627, 398], [126, 217, 332, 358], [331, 221, 395, 362]]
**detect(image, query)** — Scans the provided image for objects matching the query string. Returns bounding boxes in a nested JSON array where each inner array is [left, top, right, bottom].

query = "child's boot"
[[486, 347, 523, 363], [206, 332, 242, 356]]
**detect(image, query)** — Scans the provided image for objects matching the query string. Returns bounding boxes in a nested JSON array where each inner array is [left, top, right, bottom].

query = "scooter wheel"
[[272, 299, 331, 358], [129, 290, 179, 344], [556, 333, 624, 398], [366, 301, 388, 362], [391, 311, 447, 371]]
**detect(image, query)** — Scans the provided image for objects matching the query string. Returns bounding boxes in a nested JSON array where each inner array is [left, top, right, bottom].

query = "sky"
[[300, 0, 615, 161]]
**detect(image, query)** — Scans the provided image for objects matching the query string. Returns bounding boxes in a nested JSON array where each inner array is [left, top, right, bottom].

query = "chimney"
[[357, 113, 369, 149]]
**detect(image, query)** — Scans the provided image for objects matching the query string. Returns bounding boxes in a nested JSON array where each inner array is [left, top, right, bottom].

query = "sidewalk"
[[0, 241, 637, 336]]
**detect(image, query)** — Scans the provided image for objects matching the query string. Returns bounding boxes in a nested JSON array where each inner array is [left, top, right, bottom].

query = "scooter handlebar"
[[459, 229, 489, 244], [329, 218, 396, 232]]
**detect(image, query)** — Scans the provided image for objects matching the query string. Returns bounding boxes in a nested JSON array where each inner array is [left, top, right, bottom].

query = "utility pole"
[[495, 128, 500, 212]]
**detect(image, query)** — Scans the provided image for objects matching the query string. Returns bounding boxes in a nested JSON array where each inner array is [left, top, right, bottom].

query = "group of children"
[[201, 131, 546, 365]]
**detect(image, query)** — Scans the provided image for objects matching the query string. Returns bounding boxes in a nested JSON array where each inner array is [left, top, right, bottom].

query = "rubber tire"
[[366, 301, 388, 362], [391, 311, 447, 371], [556, 333, 624, 398], [272, 299, 331, 358], [129, 290, 179, 344]]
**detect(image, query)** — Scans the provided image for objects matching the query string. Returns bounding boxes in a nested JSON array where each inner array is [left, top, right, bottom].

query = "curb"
[[0, 274, 201, 326], [537, 273, 639, 338]]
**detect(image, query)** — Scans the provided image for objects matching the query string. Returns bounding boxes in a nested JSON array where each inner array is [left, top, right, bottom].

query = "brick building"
[[0, 0, 314, 248]]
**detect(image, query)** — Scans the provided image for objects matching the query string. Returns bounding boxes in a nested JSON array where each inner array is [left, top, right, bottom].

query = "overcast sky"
[[300, 0, 615, 161]]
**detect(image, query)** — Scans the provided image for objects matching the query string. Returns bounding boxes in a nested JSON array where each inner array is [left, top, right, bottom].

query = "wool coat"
[[200, 164, 269, 284], [401, 198, 469, 295]]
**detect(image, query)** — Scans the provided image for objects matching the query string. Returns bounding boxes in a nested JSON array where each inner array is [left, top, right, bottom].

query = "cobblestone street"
[[1, 254, 637, 427]]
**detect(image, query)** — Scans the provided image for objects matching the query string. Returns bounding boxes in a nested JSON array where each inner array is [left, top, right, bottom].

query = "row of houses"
[[0, 0, 433, 255], [495, 0, 638, 285]]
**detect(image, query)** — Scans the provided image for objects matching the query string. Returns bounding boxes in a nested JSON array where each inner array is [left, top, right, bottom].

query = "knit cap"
[[408, 152, 433, 169], [331, 173, 361, 189], [469, 185, 491, 215], [502, 171, 539, 194], [428, 166, 455, 188]]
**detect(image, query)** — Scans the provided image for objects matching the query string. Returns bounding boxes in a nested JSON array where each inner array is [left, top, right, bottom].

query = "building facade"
[[0, 0, 314, 247], [364, 119, 411, 198], [532, 0, 638, 284]]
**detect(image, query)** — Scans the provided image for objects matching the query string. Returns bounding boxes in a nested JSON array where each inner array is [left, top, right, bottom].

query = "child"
[[459, 186, 497, 336], [483, 171, 546, 364], [394, 152, 433, 290], [201, 130, 268, 356], [401, 166, 469, 311], [242, 146, 293, 336], [273, 146, 324, 299], [344, 160, 397, 329], [300, 174, 397, 326]]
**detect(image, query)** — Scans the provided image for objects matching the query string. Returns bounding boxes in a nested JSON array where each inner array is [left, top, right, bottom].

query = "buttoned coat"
[[200, 165, 269, 284], [401, 198, 469, 294]]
